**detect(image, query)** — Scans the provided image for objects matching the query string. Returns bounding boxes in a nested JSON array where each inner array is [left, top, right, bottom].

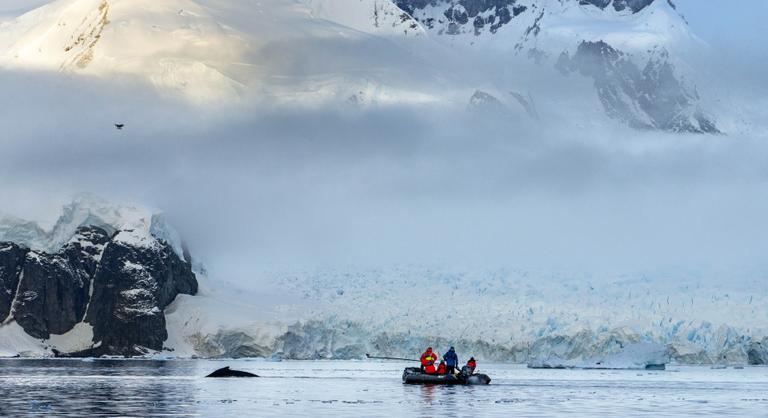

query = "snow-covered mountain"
[[395, 0, 717, 132], [0, 195, 185, 257], [0, 0, 717, 131], [0, 196, 295, 359], [1, 1, 757, 363], [0, 196, 197, 357], [0, 0, 431, 104]]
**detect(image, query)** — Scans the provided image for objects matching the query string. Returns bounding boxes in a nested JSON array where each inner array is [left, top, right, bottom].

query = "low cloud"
[[1, 41, 767, 285]]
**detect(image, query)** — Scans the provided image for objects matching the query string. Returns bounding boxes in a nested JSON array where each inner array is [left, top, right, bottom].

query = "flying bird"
[[114, 124, 125, 130]]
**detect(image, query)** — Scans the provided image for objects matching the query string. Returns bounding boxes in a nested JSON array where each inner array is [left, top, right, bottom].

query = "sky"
[[675, 0, 768, 48], [0, 0, 767, 284], [0, 0, 48, 17]]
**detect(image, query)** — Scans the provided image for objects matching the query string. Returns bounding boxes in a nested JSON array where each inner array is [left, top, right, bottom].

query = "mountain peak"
[[0, 195, 185, 258], [579, 0, 656, 13], [0, 0, 716, 133]]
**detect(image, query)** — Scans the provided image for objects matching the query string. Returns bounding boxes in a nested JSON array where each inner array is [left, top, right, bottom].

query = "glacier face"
[[146, 264, 768, 365], [262, 267, 768, 365]]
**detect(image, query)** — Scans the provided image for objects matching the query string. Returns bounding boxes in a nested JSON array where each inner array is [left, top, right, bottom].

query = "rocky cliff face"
[[396, 0, 525, 35], [85, 230, 197, 356], [392, 0, 717, 133], [393, 0, 713, 133], [396, 0, 658, 37], [396, 0, 528, 35], [0, 225, 197, 357], [0, 243, 26, 321], [579, 0, 656, 13], [557, 41, 719, 133], [13, 251, 89, 339]]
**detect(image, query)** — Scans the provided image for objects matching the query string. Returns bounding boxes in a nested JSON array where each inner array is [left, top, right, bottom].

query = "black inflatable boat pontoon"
[[402, 367, 491, 385]]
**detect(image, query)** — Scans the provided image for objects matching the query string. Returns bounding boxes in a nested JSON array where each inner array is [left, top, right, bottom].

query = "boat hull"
[[402, 367, 491, 385]]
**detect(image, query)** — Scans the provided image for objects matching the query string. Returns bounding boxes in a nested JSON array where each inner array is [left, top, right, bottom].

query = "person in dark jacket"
[[443, 346, 459, 375]]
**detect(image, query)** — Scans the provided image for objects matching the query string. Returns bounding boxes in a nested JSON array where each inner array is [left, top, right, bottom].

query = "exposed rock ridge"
[[557, 41, 719, 133], [396, 0, 657, 37], [61, 0, 110, 70], [0, 225, 197, 356], [396, 0, 528, 35], [579, 0, 655, 13]]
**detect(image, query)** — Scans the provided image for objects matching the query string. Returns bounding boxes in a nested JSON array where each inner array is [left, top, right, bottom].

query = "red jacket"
[[467, 360, 477, 369], [420, 350, 437, 366], [437, 363, 446, 375], [425, 364, 437, 374]]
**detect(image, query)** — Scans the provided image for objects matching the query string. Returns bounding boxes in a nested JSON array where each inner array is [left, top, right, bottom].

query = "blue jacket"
[[444, 349, 458, 366]]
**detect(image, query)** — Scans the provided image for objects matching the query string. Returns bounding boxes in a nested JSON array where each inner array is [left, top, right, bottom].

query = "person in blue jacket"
[[443, 346, 459, 375]]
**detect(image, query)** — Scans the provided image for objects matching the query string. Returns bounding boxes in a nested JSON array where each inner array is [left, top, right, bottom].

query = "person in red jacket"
[[420, 347, 438, 373], [436, 361, 447, 375], [465, 357, 477, 375], [424, 362, 437, 375]]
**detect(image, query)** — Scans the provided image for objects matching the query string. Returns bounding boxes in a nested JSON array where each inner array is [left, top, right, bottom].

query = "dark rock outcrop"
[[396, 0, 526, 35], [0, 243, 27, 320], [0, 225, 197, 356], [468, 90, 507, 114], [61, 226, 111, 278], [397, 0, 654, 36], [85, 232, 197, 356], [579, 0, 655, 13], [12, 252, 89, 339], [10, 227, 112, 339], [557, 41, 719, 133]]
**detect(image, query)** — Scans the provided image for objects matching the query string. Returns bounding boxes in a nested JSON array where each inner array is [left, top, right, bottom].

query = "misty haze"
[[1, 0, 767, 416]]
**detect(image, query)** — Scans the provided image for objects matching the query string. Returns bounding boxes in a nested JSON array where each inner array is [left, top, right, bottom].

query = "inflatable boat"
[[402, 367, 491, 385]]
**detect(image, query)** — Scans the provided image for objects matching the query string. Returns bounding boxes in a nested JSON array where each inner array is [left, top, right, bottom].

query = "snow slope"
[[0, 0, 248, 103], [0, 194, 183, 257], [0, 0, 433, 105], [302, 0, 424, 37], [0, 0, 716, 131]]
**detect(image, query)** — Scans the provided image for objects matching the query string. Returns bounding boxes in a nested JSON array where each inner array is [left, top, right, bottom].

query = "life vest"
[[425, 364, 437, 374], [467, 360, 477, 369], [421, 350, 436, 366]]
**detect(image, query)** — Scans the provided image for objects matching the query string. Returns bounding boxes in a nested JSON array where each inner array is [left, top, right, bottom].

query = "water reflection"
[[0, 360, 766, 417], [0, 360, 199, 417]]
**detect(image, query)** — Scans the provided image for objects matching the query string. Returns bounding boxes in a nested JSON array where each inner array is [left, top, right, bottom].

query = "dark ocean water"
[[0, 360, 767, 417]]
